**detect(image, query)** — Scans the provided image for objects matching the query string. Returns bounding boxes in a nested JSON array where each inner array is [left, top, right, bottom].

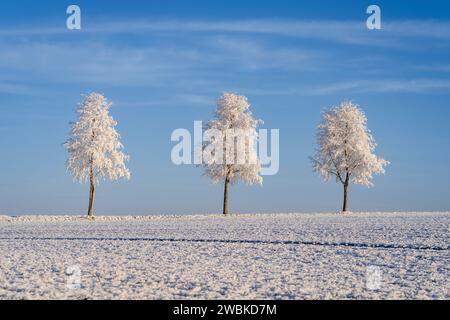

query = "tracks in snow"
[[0, 237, 447, 251]]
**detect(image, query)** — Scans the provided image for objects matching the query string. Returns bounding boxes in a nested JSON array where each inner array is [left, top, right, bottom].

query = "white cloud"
[[2, 19, 450, 47], [244, 79, 450, 96], [207, 36, 316, 70], [1, 19, 449, 99], [415, 65, 450, 72], [0, 82, 34, 95]]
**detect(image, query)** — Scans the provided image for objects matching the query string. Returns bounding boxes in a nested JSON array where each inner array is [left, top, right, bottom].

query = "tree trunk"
[[87, 161, 95, 218], [223, 173, 230, 215], [342, 173, 349, 212]]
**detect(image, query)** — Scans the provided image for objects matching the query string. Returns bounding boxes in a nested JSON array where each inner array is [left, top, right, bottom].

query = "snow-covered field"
[[0, 212, 448, 300]]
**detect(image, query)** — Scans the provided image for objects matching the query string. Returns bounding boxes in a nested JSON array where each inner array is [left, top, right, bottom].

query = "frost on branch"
[[311, 101, 389, 188], [202, 92, 263, 186], [65, 92, 130, 184]]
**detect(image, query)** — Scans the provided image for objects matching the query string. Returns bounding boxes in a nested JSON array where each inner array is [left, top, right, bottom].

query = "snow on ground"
[[0, 212, 448, 299]]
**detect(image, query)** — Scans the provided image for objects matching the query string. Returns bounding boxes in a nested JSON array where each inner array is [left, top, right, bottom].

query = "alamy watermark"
[[66, 265, 81, 290], [366, 5, 381, 30], [171, 121, 279, 175], [366, 265, 382, 290], [66, 5, 81, 30]]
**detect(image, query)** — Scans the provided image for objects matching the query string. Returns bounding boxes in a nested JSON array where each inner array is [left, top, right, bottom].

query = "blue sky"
[[0, 0, 449, 214]]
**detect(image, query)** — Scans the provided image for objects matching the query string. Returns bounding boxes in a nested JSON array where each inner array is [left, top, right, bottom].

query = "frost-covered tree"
[[202, 93, 263, 215], [311, 102, 389, 212], [65, 93, 130, 218]]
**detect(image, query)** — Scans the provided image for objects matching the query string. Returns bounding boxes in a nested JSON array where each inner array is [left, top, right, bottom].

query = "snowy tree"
[[65, 93, 130, 218], [202, 93, 263, 215], [311, 101, 389, 212]]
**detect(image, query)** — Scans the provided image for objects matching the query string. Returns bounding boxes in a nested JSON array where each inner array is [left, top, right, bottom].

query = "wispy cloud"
[[204, 36, 318, 70], [2, 19, 450, 47], [244, 79, 450, 96], [1, 18, 449, 101], [0, 35, 320, 91], [415, 65, 450, 73], [0, 41, 206, 86], [0, 82, 35, 95]]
